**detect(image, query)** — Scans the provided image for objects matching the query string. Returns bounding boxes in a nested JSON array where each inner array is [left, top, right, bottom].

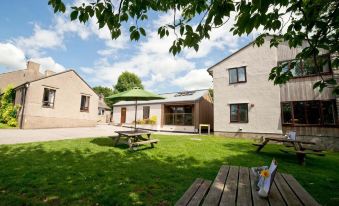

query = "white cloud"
[[0, 42, 66, 73], [54, 15, 91, 40], [29, 57, 66, 73], [14, 24, 64, 57], [172, 69, 212, 90], [0, 43, 26, 69]]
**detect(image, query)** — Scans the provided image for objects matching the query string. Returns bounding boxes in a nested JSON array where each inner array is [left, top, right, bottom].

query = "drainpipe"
[[19, 83, 29, 129]]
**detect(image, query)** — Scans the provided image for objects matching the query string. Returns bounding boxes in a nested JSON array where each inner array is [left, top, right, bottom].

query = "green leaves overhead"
[[49, 0, 339, 95]]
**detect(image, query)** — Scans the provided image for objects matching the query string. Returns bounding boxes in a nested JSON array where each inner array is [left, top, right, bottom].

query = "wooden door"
[[121, 108, 126, 123]]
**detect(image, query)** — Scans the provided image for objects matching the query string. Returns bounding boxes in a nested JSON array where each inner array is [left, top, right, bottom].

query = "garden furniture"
[[112, 130, 159, 150], [176, 165, 320, 206], [253, 137, 324, 164]]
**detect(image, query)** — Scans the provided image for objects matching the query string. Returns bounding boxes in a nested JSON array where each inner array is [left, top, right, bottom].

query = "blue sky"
[[0, 0, 253, 93]]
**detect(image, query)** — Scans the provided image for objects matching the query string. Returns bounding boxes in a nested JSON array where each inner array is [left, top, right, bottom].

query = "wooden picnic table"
[[253, 137, 324, 164], [112, 130, 159, 150], [254, 137, 316, 152], [176, 165, 320, 206]]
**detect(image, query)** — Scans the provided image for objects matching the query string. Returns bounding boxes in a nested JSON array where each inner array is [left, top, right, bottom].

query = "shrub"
[[149, 115, 157, 125], [0, 85, 19, 127]]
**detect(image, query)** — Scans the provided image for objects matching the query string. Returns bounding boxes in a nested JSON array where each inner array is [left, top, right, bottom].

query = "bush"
[[149, 115, 157, 125], [0, 85, 19, 127], [134, 116, 157, 125]]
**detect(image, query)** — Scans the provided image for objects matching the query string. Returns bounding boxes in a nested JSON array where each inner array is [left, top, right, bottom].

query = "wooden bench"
[[177, 165, 320, 206], [175, 178, 212, 206], [280, 149, 325, 165], [132, 139, 159, 147]]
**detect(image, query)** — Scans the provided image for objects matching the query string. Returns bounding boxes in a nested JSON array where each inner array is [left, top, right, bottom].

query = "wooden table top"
[[266, 137, 316, 145], [115, 130, 151, 136], [201, 165, 320, 206]]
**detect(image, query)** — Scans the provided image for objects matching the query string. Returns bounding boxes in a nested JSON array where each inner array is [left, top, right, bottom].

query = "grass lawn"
[[0, 123, 14, 129], [0, 135, 338, 206]]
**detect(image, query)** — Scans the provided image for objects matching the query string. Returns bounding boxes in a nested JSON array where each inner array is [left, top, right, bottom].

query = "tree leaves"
[[48, 0, 339, 94]]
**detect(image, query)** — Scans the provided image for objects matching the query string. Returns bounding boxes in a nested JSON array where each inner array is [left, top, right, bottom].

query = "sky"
[[0, 0, 254, 93]]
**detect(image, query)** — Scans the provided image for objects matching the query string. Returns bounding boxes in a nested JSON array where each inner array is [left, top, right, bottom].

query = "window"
[[230, 104, 248, 123], [42, 88, 56, 108], [229, 67, 246, 84], [80, 95, 90, 112], [143, 106, 150, 119], [98, 109, 105, 115], [279, 55, 331, 78], [281, 100, 337, 126], [164, 105, 193, 125], [174, 91, 195, 97]]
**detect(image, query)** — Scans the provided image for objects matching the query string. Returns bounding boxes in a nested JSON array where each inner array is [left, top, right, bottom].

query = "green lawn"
[[0, 135, 338, 206]]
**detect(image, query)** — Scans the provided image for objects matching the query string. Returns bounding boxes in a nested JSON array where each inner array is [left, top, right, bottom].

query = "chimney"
[[45, 69, 56, 76], [99, 94, 104, 100], [27, 61, 40, 74]]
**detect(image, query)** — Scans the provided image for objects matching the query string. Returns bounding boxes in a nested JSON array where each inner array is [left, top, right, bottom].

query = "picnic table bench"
[[176, 165, 320, 206], [111, 130, 159, 150], [253, 137, 324, 164]]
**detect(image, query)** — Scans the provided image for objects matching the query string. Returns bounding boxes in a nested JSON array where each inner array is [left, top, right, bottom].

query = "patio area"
[[0, 134, 338, 205]]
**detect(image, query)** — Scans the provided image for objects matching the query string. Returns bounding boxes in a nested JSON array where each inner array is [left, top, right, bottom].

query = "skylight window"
[[174, 91, 196, 97]]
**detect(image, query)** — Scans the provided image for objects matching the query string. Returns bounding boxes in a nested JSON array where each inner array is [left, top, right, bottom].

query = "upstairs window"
[[42, 88, 56, 108], [80, 95, 90, 112], [230, 104, 248, 123], [229, 67, 246, 84], [143, 106, 150, 119], [280, 55, 331, 78]]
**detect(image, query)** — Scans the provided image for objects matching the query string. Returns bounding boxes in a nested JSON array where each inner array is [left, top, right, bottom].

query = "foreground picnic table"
[[112, 130, 159, 150], [253, 137, 324, 164], [176, 165, 320, 206]]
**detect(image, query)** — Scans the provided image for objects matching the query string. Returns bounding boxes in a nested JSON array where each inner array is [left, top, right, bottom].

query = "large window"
[[164, 105, 193, 125], [42, 88, 56, 108], [230, 104, 248, 123], [143, 106, 150, 119], [80, 95, 90, 112], [280, 55, 331, 78], [281, 100, 337, 126], [229, 67, 246, 84]]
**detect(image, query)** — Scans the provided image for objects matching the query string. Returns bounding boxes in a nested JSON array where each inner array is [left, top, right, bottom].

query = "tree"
[[93, 86, 115, 108], [49, 0, 339, 94], [0, 85, 20, 127], [114, 71, 144, 93]]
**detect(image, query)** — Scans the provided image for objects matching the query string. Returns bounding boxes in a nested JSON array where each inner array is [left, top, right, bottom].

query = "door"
[[121, 108, 126, 123]]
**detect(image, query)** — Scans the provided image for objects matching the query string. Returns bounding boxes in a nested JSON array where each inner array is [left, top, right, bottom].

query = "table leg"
[[128, 138, 133, 150], [296, 152, 306, 165], [256, 139, 269, 152], [114, 134, 121, 146], [147, 134, 154, 148]]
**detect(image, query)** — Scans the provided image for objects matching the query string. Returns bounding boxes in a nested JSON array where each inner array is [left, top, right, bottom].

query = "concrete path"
[[0, 125, 128, 145], [0, 125, 196, 145]]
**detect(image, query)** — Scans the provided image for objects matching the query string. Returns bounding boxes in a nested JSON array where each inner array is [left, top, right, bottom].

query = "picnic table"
[[253, 137, 324, 164], [112, 130, 159, 150], [176, 165, 320, 206]]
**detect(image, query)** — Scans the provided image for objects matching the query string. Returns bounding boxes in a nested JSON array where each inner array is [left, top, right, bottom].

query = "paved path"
[[0, 125, 196, 145], [0, 125, 128, 145]]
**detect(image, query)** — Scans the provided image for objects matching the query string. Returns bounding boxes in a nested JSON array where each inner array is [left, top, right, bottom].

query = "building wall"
[[212, 40, 282, 135], [21, 71, 98, 129], [0, 62, 42, 91], [112, 103, 197, 132], [277, 42, 335, 101], [97, 109, 111, 123], [112, 104, 162, 126], [199, 93, 214, 129]]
